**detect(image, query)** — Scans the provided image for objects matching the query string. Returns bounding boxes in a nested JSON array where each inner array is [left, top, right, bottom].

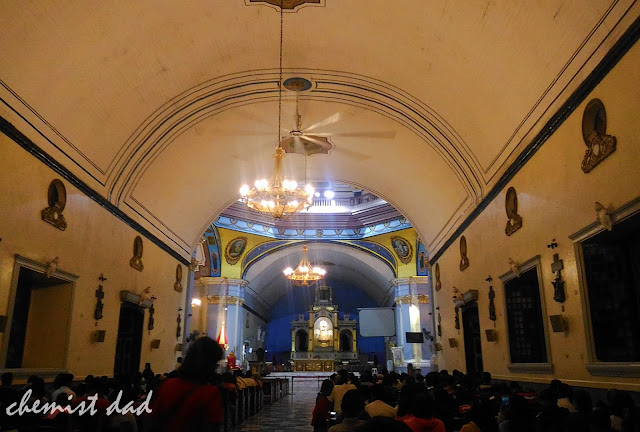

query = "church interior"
[[1, 1, 640, 431]]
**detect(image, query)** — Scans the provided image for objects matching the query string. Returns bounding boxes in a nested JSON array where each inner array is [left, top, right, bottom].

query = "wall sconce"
[[448, 338, 458, 348], [485, 329, 497, 342], [93, 330, 106, 343], [191, 298, 201, 307], [151, 339, 161, 349], [549, 315, 569, 333]]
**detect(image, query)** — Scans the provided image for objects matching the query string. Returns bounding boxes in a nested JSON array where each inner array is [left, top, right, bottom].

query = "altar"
[[291, 285, 357, 372]]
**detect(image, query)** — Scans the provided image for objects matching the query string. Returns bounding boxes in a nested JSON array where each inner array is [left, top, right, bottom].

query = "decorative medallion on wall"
[[581, 98, 616, 173], [505, 187, 523, 236], [41, 179, 67, 231], [246, 0, 323, 11], [434, 263, 442, 291], [225, 236, 248, 265], [130, 236, 144, 271], [390, 236, 413, 264], [459, 236, 469, 271], [174, 265, 183, 293]]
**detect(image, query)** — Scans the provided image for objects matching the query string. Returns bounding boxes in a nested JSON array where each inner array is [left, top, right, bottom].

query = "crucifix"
[[551, 253, 566, 303]]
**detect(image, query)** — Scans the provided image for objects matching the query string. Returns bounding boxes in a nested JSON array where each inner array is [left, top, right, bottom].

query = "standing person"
[[149, 336, 224, 432], [312, 379, 335, 432], [328, 370, 357, 420]]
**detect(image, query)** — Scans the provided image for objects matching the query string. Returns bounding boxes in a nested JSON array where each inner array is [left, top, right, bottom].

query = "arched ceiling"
[[1, 0, 638, 259], [243, 242, 395, 310]]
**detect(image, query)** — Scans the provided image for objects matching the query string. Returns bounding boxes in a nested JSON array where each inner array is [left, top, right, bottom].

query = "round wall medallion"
[[48, 179, 67, 211], [582, 98, 607, 145], [283, 77, 313, 92]]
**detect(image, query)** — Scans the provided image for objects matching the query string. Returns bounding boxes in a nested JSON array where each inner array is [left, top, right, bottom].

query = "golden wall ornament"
[[390, 236, 413, 264], [130, 236, 144, 271], [174, 264, 183, 293], [41, 179, 67, 231], [504, 187, 523, 236], [459, 236, 469, 271], [581, 98, 616, 173], [434, 263, 442, 291], [225, 236, 247, 265]]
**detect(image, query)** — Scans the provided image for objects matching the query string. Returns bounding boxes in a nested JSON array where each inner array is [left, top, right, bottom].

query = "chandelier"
[[240, 148, 314, 219], [238, 1, 314, 220], [283, 244, 326, 286]]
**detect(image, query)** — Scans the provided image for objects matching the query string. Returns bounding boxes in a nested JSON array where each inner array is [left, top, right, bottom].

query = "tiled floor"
[[234, 379, 319, 432]]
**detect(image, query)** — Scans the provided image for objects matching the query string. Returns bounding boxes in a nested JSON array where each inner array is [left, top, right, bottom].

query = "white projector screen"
[[359, 308, 396, 337]]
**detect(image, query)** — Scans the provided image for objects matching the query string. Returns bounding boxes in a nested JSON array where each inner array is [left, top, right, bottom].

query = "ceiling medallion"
[[246, 0, 323, 11], [283, 244, 326, 286]]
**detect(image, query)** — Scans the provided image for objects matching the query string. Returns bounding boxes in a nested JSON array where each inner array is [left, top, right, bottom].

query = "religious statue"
[[551, 253, 566, 303], [148, 304, 155, 331], [505, 187, 523, 236], [488, 286, 496, 321]]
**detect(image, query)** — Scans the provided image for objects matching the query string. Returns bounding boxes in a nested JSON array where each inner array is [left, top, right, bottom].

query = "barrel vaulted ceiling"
[[1, 1, 638, 260]]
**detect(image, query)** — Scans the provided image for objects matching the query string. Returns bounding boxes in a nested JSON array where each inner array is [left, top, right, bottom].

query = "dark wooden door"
[[462, 303, 484, 374], [114, 302, 144, 378]]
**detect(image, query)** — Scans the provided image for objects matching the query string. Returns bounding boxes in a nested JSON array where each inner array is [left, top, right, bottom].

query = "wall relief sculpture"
[[581, 98, 616, 173], [41, 179, 67, 231], [459, 236, 469, 271], [391, 236, 413, 264], [174, 264, 183, 293], [130, 236, 144, 271], [505, 187, 522, 236]]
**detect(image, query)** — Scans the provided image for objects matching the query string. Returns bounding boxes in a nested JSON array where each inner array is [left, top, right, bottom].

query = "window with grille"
[[504, 266, 548, 364], [581, 213, 640, 362]]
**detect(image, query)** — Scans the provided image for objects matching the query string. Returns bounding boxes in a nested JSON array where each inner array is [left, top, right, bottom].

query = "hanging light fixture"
[[283, 244, 326, 286], [239, 1, 314, 219]]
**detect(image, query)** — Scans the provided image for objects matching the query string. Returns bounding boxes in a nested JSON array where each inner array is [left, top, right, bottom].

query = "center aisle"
[[234, 379, 318, 432]]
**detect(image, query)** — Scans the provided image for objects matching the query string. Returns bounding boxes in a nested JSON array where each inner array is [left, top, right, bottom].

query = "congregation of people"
[[312, 368, 640, 432]]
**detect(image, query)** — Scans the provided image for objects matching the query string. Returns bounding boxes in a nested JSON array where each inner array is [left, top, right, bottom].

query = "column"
[[392, 276, 433, 372], [195, 277, 248, 360]]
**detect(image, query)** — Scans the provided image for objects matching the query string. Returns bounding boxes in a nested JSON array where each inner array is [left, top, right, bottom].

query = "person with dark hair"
[[401, 392, 446, 432], [329, 389, 366, 432], [498, 394, 534, 432], [150, 336, 224, 431], [364, 384, 396, 418], [535, 387, 568, 432], [355, 416, 412, 432], [562, 389, 592, 432], [312, 379, 335, 432], [328, 371, 357, 419]]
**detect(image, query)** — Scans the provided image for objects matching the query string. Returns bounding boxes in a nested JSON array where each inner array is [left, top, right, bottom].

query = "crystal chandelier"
[[240, 148, 314, 219], [283, 244, 326, 286], [238, 1, 314, 220]]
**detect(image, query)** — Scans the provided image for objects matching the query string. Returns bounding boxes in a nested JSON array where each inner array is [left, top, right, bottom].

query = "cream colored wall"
[[433, 41, 640, 391], [22, 283, 72, 369], [0, 134, 186, 377]]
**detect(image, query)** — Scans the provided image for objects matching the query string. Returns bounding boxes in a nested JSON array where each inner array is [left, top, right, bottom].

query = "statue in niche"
[[434, 263, 442, 291], [174, 264, 183, 293], [581, 98, 616, 173], [504, 187, 523, 236], [459, 236, 469, 271], [41, 179, 68, 231], [130, 236, 144, 271], [488, 286, 496, 321]]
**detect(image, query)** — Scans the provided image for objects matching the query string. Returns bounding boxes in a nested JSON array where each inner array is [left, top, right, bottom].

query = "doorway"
[[113, 302, 144, 378], [462, 303, 483, 374]]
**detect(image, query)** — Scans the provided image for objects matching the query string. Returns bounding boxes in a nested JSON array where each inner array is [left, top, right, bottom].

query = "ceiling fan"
[[279, 96, 396, 160]]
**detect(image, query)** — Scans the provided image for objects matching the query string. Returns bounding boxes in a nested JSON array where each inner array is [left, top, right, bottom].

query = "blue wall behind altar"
[[263, 280, 386, 365]]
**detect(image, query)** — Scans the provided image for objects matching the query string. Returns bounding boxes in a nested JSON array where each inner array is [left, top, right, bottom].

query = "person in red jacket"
[[150, 337, 224, 432]]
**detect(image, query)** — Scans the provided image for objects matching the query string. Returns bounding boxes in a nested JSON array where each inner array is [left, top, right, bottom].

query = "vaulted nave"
[[1, 1, 640, 431]]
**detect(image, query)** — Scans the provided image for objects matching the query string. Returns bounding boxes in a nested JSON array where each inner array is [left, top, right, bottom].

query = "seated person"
[[329, 390, 366, 432]]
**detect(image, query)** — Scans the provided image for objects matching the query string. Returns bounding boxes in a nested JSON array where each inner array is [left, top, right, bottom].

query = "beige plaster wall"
[[432, 41, 640, 391], [0, 134, 186, 378]]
